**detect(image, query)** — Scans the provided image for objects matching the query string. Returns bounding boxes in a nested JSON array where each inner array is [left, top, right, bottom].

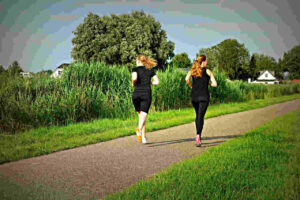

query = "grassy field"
[[104, 109, 300, 200], [0, 94, 299, 164]]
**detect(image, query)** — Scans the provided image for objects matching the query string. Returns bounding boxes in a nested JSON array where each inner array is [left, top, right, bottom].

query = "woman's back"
[[132, 66, 156, 91], [191, 68, 210, 101]]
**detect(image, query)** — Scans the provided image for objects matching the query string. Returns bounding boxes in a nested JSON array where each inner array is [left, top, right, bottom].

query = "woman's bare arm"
[[151, 75, 160, 85], [207, 69, 217, 87], [132, 72, 137, 86], [185, 71, 192, 89]]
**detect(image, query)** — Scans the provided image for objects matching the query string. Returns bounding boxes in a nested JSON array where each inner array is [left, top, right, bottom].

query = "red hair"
[[137, 55, 156, 70], [190, 55, 206, 77]]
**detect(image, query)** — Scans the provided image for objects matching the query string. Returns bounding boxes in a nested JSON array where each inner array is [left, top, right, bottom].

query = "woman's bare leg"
[[138, 111, 148, 139]]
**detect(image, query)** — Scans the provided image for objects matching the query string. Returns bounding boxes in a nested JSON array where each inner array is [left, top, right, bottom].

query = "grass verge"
[[0, 94, 299, 164], [104, 109, 300, 200]]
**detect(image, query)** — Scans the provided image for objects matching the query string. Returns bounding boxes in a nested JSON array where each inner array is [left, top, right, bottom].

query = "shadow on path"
[[146, 134, 240, 147]]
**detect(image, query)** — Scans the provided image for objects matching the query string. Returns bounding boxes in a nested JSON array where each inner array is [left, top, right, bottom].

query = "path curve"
[[0, 99, 300, 199]]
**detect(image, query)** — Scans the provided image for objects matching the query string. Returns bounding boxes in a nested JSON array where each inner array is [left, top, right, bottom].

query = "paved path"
[[0, 100, 300, 199]]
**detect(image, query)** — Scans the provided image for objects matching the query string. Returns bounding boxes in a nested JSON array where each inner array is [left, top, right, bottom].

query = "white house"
[[20, 72, 33, 78], [249, 70, 279, 84], [51, 63, 69, 78]]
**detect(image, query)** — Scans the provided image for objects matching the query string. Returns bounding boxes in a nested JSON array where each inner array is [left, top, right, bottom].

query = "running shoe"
[[142, 137, 147, 144], [195, 135, 201, 147], [135, 128, 142, 143]]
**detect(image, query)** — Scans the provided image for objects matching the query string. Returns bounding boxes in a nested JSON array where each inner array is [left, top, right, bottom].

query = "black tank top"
[[191, 68, 210, 102], [132, 66, 156, 92]]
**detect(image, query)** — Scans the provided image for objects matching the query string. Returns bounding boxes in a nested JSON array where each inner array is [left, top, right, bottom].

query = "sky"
[[0, 0, 299, 73]]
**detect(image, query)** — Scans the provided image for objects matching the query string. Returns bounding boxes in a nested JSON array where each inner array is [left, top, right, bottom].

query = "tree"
[[167, 41, 175, 61], [171, 52, 191, 68], [280, 45, 300, 79], [253, 53, 277, 72], [197, 46, 219, 70], [71, 11, 174, 69], [248, 55, 259, 79], [7, 61, 23, 76], [215, 39, 250, 79], [276, 58, 285, 80], [0, 65, 5, 74]]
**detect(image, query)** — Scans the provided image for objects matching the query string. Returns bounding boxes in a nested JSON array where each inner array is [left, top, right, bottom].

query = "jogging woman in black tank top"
[[132, 55, 160, 144], [185, 55, 217, 147]]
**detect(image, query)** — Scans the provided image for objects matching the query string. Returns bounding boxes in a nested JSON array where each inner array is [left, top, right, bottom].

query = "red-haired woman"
[[185, 55, 217, 147], [132, 55, 160, 144]]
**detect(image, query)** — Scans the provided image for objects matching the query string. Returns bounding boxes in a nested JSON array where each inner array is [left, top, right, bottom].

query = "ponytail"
[[137, 55, 157, 70], [190, 55, 206, 77]]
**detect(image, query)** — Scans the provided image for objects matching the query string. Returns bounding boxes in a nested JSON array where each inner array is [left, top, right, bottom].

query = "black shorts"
[[132, 91, 152, 113]]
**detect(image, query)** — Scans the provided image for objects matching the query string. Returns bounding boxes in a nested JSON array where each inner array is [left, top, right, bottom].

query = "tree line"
[[0, 61, 52, 76], [171, 41, 300, 81], [70, 10, 300, 80], [1, 10, 299, 80]]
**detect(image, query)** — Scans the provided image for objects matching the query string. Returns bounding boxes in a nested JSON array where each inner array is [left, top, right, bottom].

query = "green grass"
[[0, 174, 96, 200], [104, 109, 300, 200], [0, 94, 299, 164]]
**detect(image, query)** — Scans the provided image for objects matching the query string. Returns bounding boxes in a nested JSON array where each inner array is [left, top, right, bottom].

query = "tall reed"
[[0, 63, 299, 134]]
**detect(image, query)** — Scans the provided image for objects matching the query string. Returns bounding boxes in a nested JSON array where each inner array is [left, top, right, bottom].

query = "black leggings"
[[192, 101, 209, 136]]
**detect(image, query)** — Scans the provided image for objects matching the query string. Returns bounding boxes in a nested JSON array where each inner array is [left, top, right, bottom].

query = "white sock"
[[138, 128, 142, 136]]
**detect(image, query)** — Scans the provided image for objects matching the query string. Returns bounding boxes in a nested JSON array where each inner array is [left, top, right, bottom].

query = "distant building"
[[20, 72, 33, 78], [249, 70, 279, 84], [178, 68, 190, 72], [51, 63, 69, 78], [283, 71, 289, 80], [291, 79, 300, 83]]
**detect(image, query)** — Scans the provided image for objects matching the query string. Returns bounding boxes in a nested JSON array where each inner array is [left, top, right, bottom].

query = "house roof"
[[57, 63, 69, 69], [257, 70, 276, 81], [259, 70, 275, 76], [291, 79, 300, 83]]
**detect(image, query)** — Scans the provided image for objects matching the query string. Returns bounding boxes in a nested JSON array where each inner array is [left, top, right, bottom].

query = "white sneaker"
[[142, 137, 147, 144]]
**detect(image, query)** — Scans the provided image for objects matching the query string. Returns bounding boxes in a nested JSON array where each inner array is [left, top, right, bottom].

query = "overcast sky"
[[0, 0, 299, 72]]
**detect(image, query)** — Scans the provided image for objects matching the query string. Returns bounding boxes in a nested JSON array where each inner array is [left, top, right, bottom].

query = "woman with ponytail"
[[132, 55, 160, 144], [185, 55, 217, 147]]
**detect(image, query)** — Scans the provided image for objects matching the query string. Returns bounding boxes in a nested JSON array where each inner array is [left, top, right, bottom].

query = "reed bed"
[[1, 62, 299, 134]]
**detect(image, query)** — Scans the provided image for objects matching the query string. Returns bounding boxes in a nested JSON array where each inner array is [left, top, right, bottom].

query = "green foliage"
[[0, 65, 5, 73], [166, 41, 175, 61], [1, 62, 299, 134], [280, 45, 300, 79], [248, 54, 259, 79], [152, 67, 190, 111], [71, 11, 174, 69], [216, 39, 250, 80], [7, 61, 23, 76], [252, 53, 277, 74], [36, 69, 53, 76], [197, 47, 219, 70], [196, 39, 250, 80], [170, 52, 191, 68]]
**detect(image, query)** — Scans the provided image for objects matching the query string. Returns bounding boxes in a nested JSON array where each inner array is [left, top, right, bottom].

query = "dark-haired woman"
[[185, 55, 217, 147], [132, 55, 160, 144]]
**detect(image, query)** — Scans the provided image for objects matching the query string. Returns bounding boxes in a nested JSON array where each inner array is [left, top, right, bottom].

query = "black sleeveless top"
[[191, 68, 210, 102], [132, 66, 156, 92]]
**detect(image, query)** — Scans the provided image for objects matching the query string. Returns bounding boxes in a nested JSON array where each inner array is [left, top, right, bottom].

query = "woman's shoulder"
[[132, 66, 144, 72], [205, 68, 212, 76]]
